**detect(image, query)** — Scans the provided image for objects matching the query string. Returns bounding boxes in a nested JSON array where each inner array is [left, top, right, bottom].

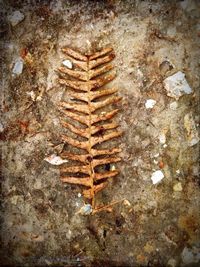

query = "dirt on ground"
[[0, 1, 200, 266]]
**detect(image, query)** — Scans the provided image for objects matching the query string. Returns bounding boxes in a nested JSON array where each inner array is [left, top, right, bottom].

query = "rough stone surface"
[[1, 1, 200, 266], [7, 10, 25, 26], [163, 71, 193, 100]]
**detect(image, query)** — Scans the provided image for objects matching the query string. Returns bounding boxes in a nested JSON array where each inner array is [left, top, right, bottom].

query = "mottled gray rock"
[[12, 58, 23, 75], [181, 246, 200, 265], [164, 71, 193, 100], [8, 11, 25, 26]]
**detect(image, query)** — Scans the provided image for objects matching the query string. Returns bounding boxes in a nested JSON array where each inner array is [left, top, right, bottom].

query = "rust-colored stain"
[[178, 213, 200, 243], [57, 47, 122, 214]]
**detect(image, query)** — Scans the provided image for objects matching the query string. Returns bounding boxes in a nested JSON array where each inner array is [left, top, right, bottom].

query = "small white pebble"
[[12, 57, 23, 75], [44, 154, 68, 165], [154, 153, 160, 158], [176, 169, 180, 174], [163, 144, 168, 148], [62, 60, 72, 69], [159, 133, 166, 144], [76, 204, 92, 215], [151, 170, 164, 185], [78, 193, 82, 198], [123, 199, 131, 206], [110, 165, 116, 171], [145, 99, 156, 109]]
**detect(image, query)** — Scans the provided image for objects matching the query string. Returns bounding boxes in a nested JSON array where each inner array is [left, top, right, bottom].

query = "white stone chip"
[[163, 71, 192, 100], [76, 204, 92, 215], [44, 154, 68, 165], [145, 99, 156, 109], [123, 199, 131, 206], [110, 165, 116, 171], [159, 133, 166, 144], [12, 57, 23, 75], [62, 60, 72, 69], [8, 11, 25, 26], [151, 170, 164, 185]]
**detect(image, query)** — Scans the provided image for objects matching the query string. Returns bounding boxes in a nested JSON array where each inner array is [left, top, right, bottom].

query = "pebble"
[[62, 59, 72, 69], [184, 112, 199, 146], [181, 246, 200, 265], [76, 204, 92, 215], [173, 182, 183, 192], [110, 165, 116, 171], [8, 11, 25, 27], [145, 99, 156, 109], [12, 57, 23, 75], [151, 170, 164, 185], [123, 199, 131, 207], [163, 71, 192, 100], [159, 133, 166, 144], [44, 154, 68, 165]]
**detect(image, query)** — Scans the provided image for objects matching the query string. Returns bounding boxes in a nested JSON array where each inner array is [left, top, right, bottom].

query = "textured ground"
[[0, 1, 200, 266]]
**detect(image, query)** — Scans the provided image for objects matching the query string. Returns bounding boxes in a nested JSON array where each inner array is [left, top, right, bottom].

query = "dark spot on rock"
[[159, 60, 173, 75], [115, 216, 125, 227]]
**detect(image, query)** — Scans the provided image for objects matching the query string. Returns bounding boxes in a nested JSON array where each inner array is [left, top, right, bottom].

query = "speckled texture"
[[0, 1, 200, 266]]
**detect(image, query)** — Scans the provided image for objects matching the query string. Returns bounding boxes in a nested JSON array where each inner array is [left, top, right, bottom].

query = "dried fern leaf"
[[58, 46, 122, 214], [91, 148, 121, 157], [88, 47, 113, 60], [60, 176, 91, 187], [61, 120, 89, 138], [62, 47, 88, 61], [89, 52, 115, 69]]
